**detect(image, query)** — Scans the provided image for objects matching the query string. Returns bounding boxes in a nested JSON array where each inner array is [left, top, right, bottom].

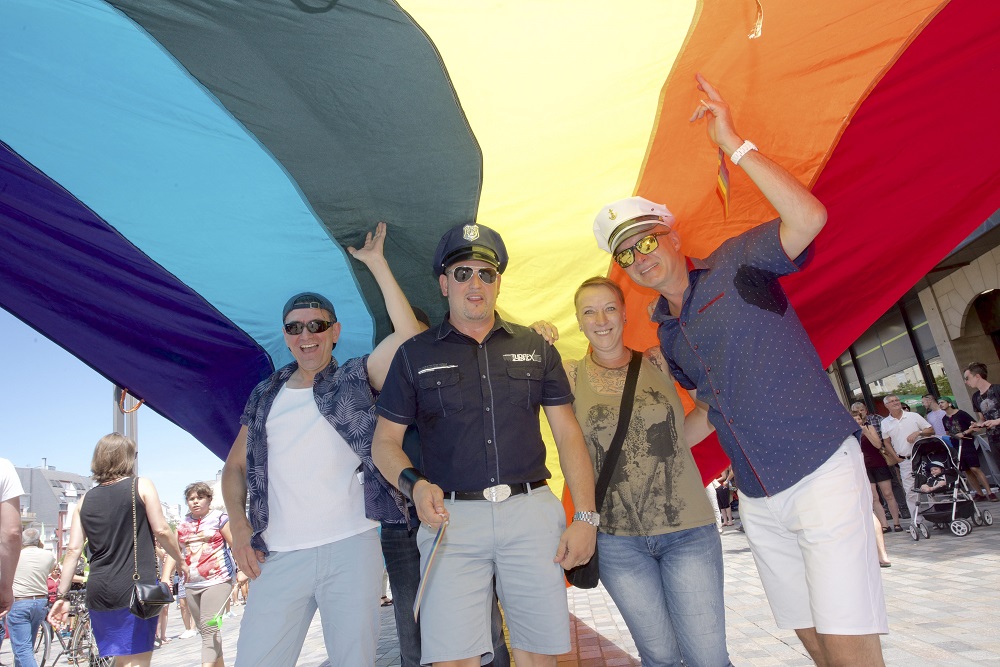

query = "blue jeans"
[[597, 524, 731, 667], [8, 597, 48, 667], [381, 522, 509, 667]]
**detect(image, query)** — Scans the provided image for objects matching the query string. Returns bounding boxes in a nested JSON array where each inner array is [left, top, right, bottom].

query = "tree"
[[892, 380, 927, 396], [934, 373, 952, 396]]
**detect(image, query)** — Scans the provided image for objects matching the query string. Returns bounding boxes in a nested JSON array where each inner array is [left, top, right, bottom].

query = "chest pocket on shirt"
[[733, 265, 788, 316], [417, 367, 464, 416], [506, 363, 543, 409]]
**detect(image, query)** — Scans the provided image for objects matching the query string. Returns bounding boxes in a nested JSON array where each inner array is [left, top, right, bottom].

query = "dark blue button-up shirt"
[[376, 314, 573, 491], [652, 220, 857, 497], [240, 356, 408, 554]]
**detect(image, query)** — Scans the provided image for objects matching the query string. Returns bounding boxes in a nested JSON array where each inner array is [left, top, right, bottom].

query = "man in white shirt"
[[880, 395, 934, 528], [0, 457, 25, 619], [222, 224, 422, 666]]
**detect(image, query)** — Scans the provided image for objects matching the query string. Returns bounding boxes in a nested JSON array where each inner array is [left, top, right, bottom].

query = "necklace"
[[589, 349, 631, 370]]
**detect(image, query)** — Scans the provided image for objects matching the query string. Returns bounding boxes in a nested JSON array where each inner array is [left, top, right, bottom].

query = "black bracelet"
[[398, 467, 428, 502]]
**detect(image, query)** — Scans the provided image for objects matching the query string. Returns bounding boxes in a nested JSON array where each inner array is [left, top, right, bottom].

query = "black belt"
[[445, 480, 547, 502], [14, 594, 47, 601]]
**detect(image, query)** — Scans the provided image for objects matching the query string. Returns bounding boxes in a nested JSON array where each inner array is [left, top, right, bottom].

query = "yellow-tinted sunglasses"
[[614, 232, 672, 268]]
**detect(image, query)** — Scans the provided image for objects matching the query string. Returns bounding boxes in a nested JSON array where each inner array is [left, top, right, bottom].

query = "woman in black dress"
[[49, 434, 187, 666]]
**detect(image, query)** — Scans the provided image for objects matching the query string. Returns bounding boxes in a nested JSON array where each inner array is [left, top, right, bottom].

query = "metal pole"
[[847, 346, 876, 410], [113, 385, 140, 474], [898, 302, 939, 397], [113, 385, 125, 434]]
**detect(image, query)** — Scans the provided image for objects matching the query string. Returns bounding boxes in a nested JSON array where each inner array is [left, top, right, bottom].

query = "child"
[[919, 461, 949, 494]]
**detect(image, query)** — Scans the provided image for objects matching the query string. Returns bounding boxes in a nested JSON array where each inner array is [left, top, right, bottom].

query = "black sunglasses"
[[447, 266, 498, 284], [283, 319, 334, 335]]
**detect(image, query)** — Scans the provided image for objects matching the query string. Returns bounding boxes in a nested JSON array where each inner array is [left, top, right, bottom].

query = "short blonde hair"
[[574, 277, 625, 310], [90, 433, 137, 483]]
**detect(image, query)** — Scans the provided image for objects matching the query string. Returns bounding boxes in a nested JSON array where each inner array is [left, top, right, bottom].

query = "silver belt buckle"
[[483, 484, 511, 502]]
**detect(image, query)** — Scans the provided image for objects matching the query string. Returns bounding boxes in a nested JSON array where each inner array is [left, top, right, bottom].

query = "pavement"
[[6, 518, 998, 666]]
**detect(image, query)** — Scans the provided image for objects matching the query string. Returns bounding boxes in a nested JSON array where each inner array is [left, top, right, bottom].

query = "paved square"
[[12, 520, 997, 666]]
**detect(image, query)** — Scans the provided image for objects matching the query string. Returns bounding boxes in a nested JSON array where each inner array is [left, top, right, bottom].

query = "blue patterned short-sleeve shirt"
[[652, 220, 857, 497], [240, 356, 408, 554]]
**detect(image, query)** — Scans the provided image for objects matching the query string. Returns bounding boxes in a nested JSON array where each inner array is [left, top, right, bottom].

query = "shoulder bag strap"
[[131, 477, 161, 582], [593, 350, 643, 509], [132, 477, 140, 582]]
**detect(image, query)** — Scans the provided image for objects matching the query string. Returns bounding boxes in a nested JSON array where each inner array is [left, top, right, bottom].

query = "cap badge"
[[608, 208, 617, 221], [463, 224, 480, 241]]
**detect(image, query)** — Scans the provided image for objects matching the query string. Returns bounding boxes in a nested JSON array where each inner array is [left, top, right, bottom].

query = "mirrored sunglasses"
[[283, 319, 334, 335], [614, 232, 672, 268], [448, 266, 498, 284]]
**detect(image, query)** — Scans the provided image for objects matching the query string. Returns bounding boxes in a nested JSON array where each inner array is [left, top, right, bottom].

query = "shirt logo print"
[[504, 352, 542, 362]]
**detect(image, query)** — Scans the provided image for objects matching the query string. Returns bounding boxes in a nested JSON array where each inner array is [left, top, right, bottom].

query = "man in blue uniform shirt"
[[373, 222, 597, 667], [592, 75, 887, 667]]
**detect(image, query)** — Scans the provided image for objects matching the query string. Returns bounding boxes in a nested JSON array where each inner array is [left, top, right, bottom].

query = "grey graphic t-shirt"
[[973, 383, 1000, 446]]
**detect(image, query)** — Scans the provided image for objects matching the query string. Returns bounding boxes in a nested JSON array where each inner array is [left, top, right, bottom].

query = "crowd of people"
[[0, 73, 997, 667]]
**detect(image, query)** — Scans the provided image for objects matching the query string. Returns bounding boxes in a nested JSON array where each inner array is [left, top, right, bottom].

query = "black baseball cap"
[[282, 292, 337, 322]]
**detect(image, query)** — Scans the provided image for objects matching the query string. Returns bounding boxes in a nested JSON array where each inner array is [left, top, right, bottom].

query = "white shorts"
[[739, 437, 888, 635]]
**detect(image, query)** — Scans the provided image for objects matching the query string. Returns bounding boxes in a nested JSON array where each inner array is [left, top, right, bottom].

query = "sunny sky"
[[1, 308, 229, 511]]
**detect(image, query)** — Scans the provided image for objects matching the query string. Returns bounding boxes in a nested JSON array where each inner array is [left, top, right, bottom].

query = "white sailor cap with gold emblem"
[[593, 196, 675, 253]]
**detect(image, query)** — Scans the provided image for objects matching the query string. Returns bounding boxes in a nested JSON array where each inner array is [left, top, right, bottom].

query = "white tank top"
[[262, 385, 376, 551]]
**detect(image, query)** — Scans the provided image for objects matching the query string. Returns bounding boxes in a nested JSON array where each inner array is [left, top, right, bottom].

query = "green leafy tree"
[[892, 380, 927, 396]]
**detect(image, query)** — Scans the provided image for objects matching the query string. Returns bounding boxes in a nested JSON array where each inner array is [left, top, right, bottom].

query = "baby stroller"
[[908, 436, 993, 539]]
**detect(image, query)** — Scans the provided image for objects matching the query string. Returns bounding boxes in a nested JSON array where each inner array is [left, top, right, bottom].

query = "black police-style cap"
[[432, 223, 509, 276], [282, 292, 337, 322]]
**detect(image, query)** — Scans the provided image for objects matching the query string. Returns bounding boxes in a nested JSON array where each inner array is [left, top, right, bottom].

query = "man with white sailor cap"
[[373, 222, 597, 667], [593, 74, 887, 666]]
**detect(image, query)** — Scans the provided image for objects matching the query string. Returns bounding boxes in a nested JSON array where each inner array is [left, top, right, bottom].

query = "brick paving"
[[8, 517, 998, 666]]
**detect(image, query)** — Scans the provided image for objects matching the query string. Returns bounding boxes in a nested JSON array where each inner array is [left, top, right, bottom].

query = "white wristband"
[[730, 140, 757, 166]]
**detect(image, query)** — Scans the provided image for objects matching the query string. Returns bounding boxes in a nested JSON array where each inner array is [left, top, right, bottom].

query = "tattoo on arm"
[[645, 346, 668, 375], [566, 363, 578, 386]]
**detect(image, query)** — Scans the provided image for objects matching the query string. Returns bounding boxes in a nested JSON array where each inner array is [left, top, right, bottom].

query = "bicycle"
[[33, 590, 113, 666]]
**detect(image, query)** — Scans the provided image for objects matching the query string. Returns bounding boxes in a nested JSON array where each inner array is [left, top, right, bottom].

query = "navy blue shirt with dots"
[[652, 220, 857, 498], [376, 314, 573, 492]]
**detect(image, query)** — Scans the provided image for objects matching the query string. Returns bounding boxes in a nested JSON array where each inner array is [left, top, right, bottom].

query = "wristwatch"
[[572, 511, 601, 527]]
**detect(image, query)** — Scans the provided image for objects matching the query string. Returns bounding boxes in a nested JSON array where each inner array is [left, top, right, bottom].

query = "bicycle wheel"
[[34, 618, 52, 667], [70, 615, 105, 666]]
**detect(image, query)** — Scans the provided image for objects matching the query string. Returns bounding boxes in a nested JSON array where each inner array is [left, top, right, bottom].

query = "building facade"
[[16, 465, 94, 559]]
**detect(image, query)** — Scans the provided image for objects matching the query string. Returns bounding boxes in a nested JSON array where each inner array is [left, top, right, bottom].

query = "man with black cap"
[[222, 222, 422, 667], [373, 222, 597, 667], [592, 75, 886, 666]]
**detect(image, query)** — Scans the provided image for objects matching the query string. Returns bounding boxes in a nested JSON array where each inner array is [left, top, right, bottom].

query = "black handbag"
[[128, 478, 175, 619], [566, 350, 642, 589]]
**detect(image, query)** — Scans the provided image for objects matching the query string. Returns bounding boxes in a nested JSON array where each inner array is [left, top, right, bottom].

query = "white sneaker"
[[179, 629, 198, 639], [225, 611, 237, 618]]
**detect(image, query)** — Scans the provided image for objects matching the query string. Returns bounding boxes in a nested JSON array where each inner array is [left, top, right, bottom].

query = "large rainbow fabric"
[[2, 1, 998, 481]]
